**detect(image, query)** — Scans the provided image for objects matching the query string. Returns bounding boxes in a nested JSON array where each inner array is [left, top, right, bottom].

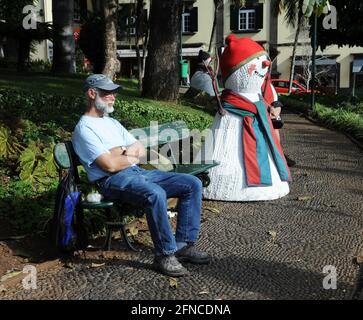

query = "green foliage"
[[0, 125, 23, 158], [271, 0, 305, 27], [0, 88, 85, 133], [0, 88, 213, 133], [114, 99, 213, 131], [282, 93, 363, 115], [0, 73, 84, 96], [302, 0, 329, 17], [316, 0, 363, 50], [280, 95, 363, 141], [0, 178, 57, 234], [313, 103, 363, 139], [28, 59, 52, 73], [0, 0, 33, 25], [18, 140, 57, 191]]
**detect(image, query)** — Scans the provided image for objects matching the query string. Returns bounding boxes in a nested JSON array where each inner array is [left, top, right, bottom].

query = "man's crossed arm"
[[95, 141, 147, 173]]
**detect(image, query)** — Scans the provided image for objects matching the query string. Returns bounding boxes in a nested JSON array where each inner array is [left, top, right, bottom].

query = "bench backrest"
[[53, 121, 190, 177], [53, 141, 82, 184], [130, 121, 189, 148]]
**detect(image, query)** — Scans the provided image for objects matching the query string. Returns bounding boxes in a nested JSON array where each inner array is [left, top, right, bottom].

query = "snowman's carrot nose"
[[262, 60, 271, 68]]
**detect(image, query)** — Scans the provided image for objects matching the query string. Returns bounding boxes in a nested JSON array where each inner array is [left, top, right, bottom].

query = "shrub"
[[28, 59, 52, 73], [114, 99, 213, 131], [0, 179, 57, 234], [0, 88, 213, 133], [280, 95, 363, 142]]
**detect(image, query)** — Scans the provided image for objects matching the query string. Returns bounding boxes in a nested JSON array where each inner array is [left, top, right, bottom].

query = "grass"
[[0, 71, 142, 97], [0, 71, 213, 133], [0, 72, 85, 96]]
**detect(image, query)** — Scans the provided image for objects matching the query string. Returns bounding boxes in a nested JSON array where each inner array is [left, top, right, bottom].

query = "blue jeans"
[[96, 166, 203, 256]]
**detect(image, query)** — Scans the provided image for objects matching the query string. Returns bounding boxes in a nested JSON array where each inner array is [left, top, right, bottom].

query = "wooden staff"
[[203, 52, 226, 116]]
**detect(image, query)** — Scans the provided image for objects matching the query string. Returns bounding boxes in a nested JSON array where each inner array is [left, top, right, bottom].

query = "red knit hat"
[[220, 34, 268, 82]]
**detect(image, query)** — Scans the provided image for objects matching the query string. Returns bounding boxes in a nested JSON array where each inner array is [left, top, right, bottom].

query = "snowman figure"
[[199, 35, 291, 201]]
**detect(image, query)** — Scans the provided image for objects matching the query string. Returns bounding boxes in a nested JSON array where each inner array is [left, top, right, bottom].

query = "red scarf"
[[221, 89, 291, 186]]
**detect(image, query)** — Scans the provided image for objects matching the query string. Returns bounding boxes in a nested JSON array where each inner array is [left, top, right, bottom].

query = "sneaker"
[[175, 244, 211, 265], [284, 154, 296, 167], [153, 254, 189, 277]]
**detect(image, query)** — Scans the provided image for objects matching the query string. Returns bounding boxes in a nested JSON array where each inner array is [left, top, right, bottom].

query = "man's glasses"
[[97, 89, 118, 98]]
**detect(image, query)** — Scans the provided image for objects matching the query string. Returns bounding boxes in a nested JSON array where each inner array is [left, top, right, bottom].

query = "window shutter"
[[190, 7, 198, 32], [80, 0, 88, 20], [230, 5, 239, 31], [118, 5, 131, 38], [255, 3, 264, 29], [140, 9, 148, 35], [143, 9, 148, 25]]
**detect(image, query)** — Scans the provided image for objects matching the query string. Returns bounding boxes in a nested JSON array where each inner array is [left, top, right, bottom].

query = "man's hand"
[[109, 141, 146, 159], [124, 141, 146, 159], [95, 150, 140, 173]]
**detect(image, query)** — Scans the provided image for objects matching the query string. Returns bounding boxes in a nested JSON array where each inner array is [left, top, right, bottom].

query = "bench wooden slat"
[[171, 161, 220, 176], [130, 121, 189, 147], [81, 200, 114, 209]]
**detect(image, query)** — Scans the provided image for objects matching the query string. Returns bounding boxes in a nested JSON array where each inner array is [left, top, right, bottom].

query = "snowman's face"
[[225, 54, 270, 94]]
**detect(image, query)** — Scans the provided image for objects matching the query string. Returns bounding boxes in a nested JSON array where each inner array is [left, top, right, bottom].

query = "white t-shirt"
[[72, 115, 136, 182]]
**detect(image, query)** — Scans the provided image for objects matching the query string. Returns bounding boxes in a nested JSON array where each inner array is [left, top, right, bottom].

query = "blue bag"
[[52, 144, 88, 253]]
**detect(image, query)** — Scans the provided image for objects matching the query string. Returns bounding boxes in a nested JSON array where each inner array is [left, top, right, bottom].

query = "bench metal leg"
[[104, 208, 113, 251], [197, 172, 211, 187], [104, 227, 113, 251], [120, 224, 139, 252]]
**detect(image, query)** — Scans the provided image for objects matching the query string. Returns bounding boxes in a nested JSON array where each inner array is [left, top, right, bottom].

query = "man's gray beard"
[[95, 95, 114, 115]]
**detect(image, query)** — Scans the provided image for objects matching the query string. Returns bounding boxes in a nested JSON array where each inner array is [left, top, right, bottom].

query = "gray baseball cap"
[[83, 74, 121, 92]]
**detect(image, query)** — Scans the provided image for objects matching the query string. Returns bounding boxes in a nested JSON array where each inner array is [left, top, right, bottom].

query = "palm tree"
[[271, 0, 330, 93], [52, 0, 76, 74], [271, 0, 305, 94], [134, 0, 149, 91], [0, 0, 52, 72]]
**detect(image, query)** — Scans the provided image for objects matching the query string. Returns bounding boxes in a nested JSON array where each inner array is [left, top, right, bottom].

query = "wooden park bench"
[[53, 120, 219, 252]]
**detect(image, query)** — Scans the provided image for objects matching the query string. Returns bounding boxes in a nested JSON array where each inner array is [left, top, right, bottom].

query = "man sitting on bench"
[[72, 74, 211, 277]]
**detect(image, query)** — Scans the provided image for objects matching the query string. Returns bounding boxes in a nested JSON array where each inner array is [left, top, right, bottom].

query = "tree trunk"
[[135, 0, 146, 91], [92, 0, 102, 13], [102, 0, 120, 79], [142, 0, 182, 102], [17, 38, 31, 72], [142, 30, 149, 79], [52, 0, 76, 74], [288, 10, 304, 93]]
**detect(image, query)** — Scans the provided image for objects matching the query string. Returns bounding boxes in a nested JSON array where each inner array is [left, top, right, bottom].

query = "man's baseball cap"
[[83, 74, 121, 92]]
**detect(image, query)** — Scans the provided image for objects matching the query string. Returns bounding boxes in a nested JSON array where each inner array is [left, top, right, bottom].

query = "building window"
[[126, 16, 136, 35], [182, 12, 191, 33], [74, 0, 81, 22], [239, 9, 256, 31]]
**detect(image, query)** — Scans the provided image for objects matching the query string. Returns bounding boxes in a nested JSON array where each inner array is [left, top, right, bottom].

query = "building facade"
[[26, 0, 363, 92]]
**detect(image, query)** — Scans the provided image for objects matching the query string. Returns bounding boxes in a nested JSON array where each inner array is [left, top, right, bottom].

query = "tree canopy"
[[316, 0, 363, 50]]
